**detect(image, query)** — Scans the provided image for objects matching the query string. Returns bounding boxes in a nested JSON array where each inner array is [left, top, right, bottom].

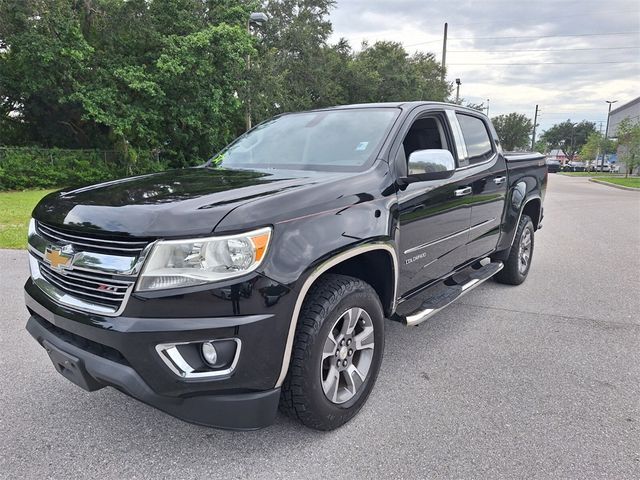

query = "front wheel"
[[494, 214, 535, 285], [279, 274, 385, 430]]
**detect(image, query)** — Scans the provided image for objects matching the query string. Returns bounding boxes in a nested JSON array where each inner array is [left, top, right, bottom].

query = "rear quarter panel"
[[496, 153, 547, 252]]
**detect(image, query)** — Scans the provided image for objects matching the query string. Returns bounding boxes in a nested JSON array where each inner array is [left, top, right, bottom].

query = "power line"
[[447, 46, 640, 53], [449, 61, 639, 65], [405, 31, 639, 47], [439, 8, 640, 29]]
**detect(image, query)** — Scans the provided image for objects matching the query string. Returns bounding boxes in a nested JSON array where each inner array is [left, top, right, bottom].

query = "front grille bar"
[[39, 263, 129, 299], [37, 222, 147, 253], [39, 266, 130, 306]]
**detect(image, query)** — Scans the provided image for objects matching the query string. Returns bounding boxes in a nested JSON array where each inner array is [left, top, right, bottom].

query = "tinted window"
[[402, 116, 452, 174], [215, 109, 399, 172], [456, 114, 493, 163]]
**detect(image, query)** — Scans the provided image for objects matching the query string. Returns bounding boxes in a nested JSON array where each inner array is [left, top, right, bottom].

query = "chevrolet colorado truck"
[[25, 102, 546, 431]]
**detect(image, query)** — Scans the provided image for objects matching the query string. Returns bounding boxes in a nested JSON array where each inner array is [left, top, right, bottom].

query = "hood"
[[32, 167, 345, 238]]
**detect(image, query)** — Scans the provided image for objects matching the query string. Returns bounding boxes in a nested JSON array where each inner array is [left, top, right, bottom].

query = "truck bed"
[[504, 152, 546, 163]]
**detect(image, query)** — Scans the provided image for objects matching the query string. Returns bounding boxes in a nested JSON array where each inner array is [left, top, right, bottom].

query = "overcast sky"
[[328, 0, 640, 134]]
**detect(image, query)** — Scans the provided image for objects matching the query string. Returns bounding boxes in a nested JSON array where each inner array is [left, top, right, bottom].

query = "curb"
[[589, 178, 640, 192]]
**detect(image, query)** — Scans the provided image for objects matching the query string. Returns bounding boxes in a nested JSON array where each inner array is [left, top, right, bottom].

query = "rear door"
[[454, 112, 508, 260], [396, 108, 473, 296]]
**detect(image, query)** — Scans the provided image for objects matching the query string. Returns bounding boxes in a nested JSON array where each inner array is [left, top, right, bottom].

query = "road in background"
[[1, 174, 638, 479]]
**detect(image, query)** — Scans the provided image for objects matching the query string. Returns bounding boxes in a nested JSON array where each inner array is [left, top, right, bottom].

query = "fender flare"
[[510, 194, 542, 246], [274, 242, 398, 387]]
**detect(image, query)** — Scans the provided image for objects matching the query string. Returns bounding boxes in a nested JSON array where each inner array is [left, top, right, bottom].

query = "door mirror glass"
[[403, 149, 456, 184]]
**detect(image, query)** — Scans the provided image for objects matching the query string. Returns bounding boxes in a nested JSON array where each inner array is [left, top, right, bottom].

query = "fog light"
[[201, 342, 218, 366]]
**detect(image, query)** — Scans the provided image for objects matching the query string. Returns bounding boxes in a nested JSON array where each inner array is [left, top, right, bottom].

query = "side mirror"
[[398, 149, 456, 187]]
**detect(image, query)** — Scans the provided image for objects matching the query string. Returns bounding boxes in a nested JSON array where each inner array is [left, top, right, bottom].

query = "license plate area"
[[42, 340, 104, 391]]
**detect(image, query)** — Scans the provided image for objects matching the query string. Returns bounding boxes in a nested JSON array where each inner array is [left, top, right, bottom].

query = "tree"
[[491, 113, 533, 151], [579, 131, 616, 166], [465, 102, 486, 112], [0, 0, 254, 166], [1, 0, 449, 168], [250, 0, 339, 121], [533, 138, 549, 154], [616, 118, 640, 177], [347, 41, 448, 104], [0, 0, 99, 148], [539, 120, 596, 160]]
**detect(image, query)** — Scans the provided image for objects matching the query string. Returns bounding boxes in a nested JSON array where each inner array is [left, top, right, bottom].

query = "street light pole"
[[485, 99, 490, 117], [455, 78, 461, 103], [569, 122, 578, 161], [602, 100, 617, 170], [245, 12, 268, 132]]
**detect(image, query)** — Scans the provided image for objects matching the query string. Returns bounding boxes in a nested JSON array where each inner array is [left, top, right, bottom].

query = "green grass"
[[592, 176, 640, 189], [0, 190, 54, 249], [558, 172, 623, 177]]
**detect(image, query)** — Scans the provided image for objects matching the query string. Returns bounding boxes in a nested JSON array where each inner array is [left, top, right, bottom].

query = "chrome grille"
[[29, 220, 150, 315], [36, 221, 149, 254], [37, 258, 134, 311]]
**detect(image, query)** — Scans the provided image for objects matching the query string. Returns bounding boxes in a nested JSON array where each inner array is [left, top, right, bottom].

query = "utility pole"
[[455, 78, 461, 103], [531, 104, 539, 150], [441, 22, 448, 82], [485, 98, 490, 117], [602, 100, 617, 169]]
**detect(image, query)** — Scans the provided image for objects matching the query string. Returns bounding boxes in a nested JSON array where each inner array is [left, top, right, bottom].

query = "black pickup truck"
[[25, 102, 546, 430]]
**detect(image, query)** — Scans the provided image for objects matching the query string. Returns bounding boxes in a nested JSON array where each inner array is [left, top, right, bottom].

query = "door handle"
[[493, 176, 507, 185], [454, 187, 472, 197]]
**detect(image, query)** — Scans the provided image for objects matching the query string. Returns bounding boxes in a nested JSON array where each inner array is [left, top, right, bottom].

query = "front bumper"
[[24, 269, 295, 430], [26, 315, 280, 430]]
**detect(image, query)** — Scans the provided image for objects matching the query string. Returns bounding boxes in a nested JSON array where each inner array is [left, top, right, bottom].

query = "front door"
[[396, 112, 472, 296]]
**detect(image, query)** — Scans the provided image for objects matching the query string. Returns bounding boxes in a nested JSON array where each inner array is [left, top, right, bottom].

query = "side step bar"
[[400, 260, 503, 326]]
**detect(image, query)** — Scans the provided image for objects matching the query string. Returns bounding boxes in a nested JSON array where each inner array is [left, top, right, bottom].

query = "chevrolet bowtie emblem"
[[44, 245, 74, 270]]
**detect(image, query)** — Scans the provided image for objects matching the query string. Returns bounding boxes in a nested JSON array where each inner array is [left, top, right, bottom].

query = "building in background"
[[607, 96, 640, 138], [547, 149, 567, 164], [608, 96, 640, 174]]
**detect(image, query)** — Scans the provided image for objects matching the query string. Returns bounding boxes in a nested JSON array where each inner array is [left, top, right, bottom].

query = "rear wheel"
[[279, 274, 384, 430], [495, 214, 535, 285]]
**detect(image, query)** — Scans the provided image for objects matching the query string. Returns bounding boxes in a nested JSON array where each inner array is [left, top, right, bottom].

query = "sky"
[[328, 0, 640, 134]]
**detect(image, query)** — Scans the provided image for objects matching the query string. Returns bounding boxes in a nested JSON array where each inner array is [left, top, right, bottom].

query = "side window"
[[456, 113, 494, 164], [400, 115, 453, 175]]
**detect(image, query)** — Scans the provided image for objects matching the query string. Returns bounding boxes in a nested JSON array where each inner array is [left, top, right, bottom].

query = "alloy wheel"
[[320, 307, 375, 404], [518, 228, 532, 274]]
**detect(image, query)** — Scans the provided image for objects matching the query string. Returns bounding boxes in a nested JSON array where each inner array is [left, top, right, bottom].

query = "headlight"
[[137, 227, 272, 291]]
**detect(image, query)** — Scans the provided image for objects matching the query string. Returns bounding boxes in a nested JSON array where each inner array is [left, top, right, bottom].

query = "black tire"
[[279, 273, 385, 430], [494, 214, 535, 285]]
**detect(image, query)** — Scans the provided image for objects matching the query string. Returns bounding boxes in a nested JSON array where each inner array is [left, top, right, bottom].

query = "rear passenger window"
[[456, 114, 493, 164]]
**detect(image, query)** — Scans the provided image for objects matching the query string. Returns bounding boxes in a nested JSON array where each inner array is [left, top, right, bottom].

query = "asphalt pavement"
[[1, 174, 639, 479]]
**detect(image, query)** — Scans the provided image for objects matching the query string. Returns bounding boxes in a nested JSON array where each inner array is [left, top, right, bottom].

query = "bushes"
[[0, 147, 167, 190]]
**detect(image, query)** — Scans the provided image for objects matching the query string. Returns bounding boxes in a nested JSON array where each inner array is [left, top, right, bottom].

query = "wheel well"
[[323, 250, 395, 317], [522, 198, 541, 230]]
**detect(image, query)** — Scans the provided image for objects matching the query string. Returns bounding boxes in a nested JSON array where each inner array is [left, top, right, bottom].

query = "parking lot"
[[1, 174, 638, 479]]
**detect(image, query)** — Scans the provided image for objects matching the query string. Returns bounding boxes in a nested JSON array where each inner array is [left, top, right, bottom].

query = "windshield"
[[214, 108, 399, 171]]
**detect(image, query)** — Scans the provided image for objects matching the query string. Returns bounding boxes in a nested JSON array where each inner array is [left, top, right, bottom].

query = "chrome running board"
[[401, 260, 503, 326]]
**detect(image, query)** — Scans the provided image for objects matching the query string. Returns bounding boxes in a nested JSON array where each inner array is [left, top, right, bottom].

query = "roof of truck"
[[312, 101, 486, 116]]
